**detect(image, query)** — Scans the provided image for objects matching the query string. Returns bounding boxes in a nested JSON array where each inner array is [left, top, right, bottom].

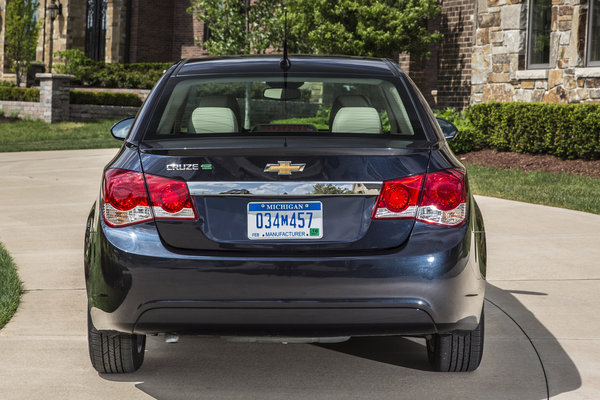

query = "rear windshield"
[[144, 75, 425, 139]]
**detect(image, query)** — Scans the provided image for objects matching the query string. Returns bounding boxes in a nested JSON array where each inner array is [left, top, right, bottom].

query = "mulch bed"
[[458, 149, 600, 179]]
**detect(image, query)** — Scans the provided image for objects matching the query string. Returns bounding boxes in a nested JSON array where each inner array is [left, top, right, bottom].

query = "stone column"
[[0, 0, 7, 79], [105, 0, 129, 63], [36, 73, 73, 123]]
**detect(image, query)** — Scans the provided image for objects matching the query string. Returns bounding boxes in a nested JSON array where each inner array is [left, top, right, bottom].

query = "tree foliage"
[[188, 0, 285, 56], [288, 0, 441, 59], [188, 0, 441, 59], [5, 0, 41, 86]]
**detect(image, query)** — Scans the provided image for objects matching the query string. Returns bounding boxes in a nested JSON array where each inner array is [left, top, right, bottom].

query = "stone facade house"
[[0, 0, 599, 108], [472, 0, 600, 104]]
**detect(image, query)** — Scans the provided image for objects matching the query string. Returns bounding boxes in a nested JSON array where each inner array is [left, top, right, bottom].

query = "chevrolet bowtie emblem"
[[264, 161, 305, 175]]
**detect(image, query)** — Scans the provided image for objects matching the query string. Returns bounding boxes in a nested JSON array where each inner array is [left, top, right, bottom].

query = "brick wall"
[[437, 0, 476, 109], [129, 0, 204, 63], [171, 0, 206, 60], [129, 0, 174, 62], [399, 0, 475, 110]]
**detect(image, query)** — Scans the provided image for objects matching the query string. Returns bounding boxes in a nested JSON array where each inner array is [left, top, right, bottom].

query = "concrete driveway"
[[0, 148, 597, 399]]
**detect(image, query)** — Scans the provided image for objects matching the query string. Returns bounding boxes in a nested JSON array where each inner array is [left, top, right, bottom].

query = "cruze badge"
[[264, 161, 305, 175], [167, 163, 199, 171]]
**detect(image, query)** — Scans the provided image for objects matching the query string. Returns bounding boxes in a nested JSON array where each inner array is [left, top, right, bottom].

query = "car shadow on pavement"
[[102, 283, 580, 400]]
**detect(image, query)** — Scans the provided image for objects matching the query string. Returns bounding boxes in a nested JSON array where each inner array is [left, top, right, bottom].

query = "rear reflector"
[[372, 169, 467, 227], [103, 169, 196, 227]]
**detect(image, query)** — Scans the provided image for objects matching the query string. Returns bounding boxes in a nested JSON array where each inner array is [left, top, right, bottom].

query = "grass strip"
[[466, 164, 600, 215], [0, 242, 22, 330], [0, 120, 121, 152]]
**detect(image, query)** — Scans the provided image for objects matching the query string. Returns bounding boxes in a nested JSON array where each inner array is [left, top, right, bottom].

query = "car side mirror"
[[436, 117, 458, 141], [110, 117, 134, 140]]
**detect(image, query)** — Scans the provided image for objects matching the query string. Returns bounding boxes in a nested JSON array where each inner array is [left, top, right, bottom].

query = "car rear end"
[[85, 56, 486, 372]]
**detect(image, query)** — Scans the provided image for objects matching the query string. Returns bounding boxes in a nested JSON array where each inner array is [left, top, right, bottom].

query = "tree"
[[5, 0, 41, 87], [287, 0, 441, 60], [188, 0, 441, 60], [188, 0, 285, 56]]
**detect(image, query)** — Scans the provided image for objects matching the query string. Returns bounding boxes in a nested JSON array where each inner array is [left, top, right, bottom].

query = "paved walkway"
[[0, 148, 598, 399]]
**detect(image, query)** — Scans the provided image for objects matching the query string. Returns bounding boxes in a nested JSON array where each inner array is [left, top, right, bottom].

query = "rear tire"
[[88, 311, 146, 373], [426, 310, 484, 372]]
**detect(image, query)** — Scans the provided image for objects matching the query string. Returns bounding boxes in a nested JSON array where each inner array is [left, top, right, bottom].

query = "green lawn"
[[0, 243, 22, 330], [466, 164, 600, 215], [0, 119, 121, 152]]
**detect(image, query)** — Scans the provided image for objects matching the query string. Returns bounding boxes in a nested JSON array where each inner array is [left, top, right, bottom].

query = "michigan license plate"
[[247, 201, 323, 240]]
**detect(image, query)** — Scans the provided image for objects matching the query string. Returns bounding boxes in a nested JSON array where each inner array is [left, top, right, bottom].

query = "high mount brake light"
[[103, 169, 196, 227], [372, 169, 467, 227]]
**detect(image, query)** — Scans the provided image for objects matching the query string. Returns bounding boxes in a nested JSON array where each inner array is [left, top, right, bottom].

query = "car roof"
[[175, 55, 401, 77]]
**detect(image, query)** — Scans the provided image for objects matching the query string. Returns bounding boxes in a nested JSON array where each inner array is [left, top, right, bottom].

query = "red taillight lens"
[[103, 169, 196, 227], [104, 169, 148, 211], [372, 169, 467, 226], [372, 174, 424, 219], [417, 169, 467, 226], [420, 169, 465, 211], [103, 169, 152, 227], [146, 175, 196, 219]]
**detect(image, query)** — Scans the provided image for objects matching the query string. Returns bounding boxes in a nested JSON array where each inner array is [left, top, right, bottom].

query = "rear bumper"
[[86, 204, 486, 336]]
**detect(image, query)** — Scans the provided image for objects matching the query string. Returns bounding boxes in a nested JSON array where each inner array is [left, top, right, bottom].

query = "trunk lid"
[[139, 136, 430, 253]]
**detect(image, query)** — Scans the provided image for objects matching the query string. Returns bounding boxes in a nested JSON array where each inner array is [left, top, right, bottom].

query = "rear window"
[[145, 75, 425, 139]]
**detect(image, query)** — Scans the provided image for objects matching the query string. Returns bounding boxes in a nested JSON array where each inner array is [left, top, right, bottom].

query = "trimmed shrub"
[[70, 90, 142, 107], [467, 102, 600, 160], [0, 86, 40, 102], [434, 108, 481, 154], [54, 50, 171, 89]]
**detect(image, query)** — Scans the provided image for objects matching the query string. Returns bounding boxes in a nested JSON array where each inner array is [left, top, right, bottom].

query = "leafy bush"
[[467, 102, 600, 160], [0, 86, 39, 102], [70, 90, 142, 107], [0, 81, 17, 87], [434, 107, 480, 154], [54, 49, 171, 89]]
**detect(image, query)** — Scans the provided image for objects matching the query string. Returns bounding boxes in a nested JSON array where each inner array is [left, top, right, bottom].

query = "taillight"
[[417, 169, 467, 227], [372, 169, 467, 227], [104, 169, 152, 227], [103, 169, 196, 227], [372, 175, 424, 219], [146, 175, 196, 219]]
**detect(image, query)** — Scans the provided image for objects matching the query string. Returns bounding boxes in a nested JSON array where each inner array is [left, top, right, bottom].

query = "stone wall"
[[0, 74, 140, 123], [105, 0, 129, 63], [0, 100, 44, 120], [69, 104, 139, 121], [472, 0, 600, 104]]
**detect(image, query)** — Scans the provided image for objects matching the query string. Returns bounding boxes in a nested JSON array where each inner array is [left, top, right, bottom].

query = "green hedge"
[[70, 90, 142, 107], [467, 102, 600, 160], [54, 50, 171, 89], [0, 86, 40, 102]]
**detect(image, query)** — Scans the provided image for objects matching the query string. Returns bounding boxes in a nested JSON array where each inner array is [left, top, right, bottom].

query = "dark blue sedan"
[[84, 56, 486, 374]]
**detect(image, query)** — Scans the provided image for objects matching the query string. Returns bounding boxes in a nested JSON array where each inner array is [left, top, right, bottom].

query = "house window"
[[85, 0, 107, 61], [589, 0, 600, 66], [528, 0, 552, 68]]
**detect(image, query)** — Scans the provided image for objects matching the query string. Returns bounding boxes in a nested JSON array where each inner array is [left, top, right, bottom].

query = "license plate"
[[247, 201, 323, 240]]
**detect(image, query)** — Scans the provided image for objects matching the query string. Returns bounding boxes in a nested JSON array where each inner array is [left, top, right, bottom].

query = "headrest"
[[331, 107, 382, 134], [189, 107, 239, 133], [329, 95, 372, 128], [195, 95, 242, 129]]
